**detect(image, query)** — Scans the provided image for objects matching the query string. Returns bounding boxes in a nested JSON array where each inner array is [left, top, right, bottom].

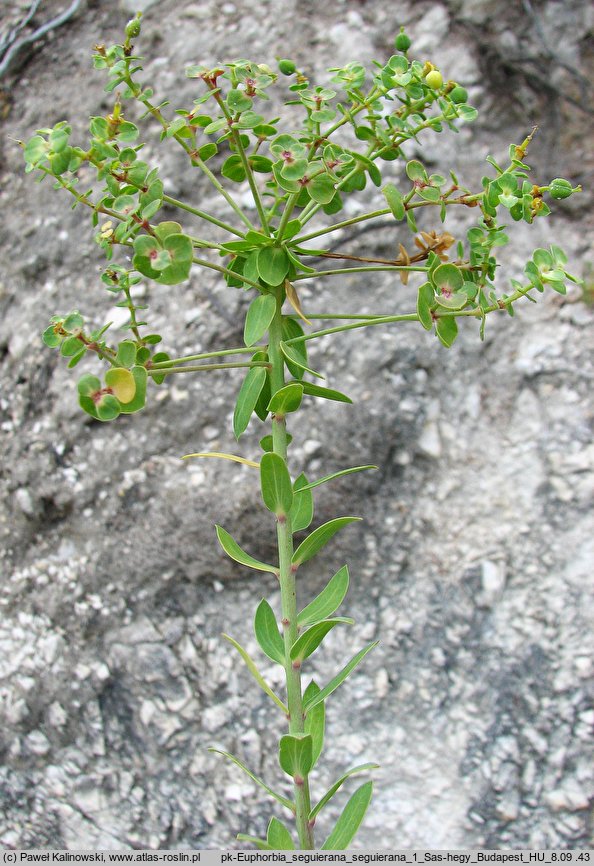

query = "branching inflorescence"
[[23, 14, 581, 849]]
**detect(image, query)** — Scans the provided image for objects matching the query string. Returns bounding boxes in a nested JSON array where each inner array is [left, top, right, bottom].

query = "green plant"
[[22, 15, 581, 849]]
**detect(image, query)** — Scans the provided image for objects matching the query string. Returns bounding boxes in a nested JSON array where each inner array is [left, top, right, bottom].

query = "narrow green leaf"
[[266, 817, 296, 850], [222, 634, 288, 713], [209, 749, 294, 812], [292, 517, 361, 567], [252, 351, 271, 422], [290, 473, 314, 534], [435, 314, 458, 348], [321, 781, 373, 850], [298, 565, 349, 627], [182, 451, 259, 468], [417, 282, 435, 331], [267, 383, 304, 415], [244, 249, 262, 284], [233, 366, 267, 439], [406, 208, 417, 233], [303, 682, 325, 768], [312, 766, 378, 821], [291, 619, 350, 664], [281, 317, 308, 380], [300, 381, 353, 404], [254, 599, 285, 665], [303, 641, 379, 712], [244, 294, 276, 347], [236, 835, 272, 850], [279, 734, 313, 778], [245, 229, 274, 246], [297, 465, 377, 493], [215, 525, 277, 575], [280, 341, 324, 379], [382, 183, 405, 220], [257, 246, 290, 285], [285, 246, 316, 274], [260, 452, 293, 516], [67, 347, 87, 368]]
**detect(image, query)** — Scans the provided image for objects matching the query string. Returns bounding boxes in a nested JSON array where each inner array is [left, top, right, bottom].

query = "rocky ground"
[[0, 0, 593, 851]]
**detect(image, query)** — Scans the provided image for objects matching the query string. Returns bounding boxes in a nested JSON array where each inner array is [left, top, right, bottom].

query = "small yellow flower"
[[99, 221, 114, 240]]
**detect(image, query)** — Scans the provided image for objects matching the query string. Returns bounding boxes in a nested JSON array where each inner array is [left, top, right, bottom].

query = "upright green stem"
[[268, 292, 315, 850]]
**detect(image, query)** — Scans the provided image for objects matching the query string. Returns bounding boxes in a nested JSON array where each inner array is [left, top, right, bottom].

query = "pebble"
[[417, 420, 442, 458], [479, 559, 506, 607], [374, 667, 390, 699], [120, 0, 162, 11], [545, 779, 591, 812], [25, 730, 51, 756], [14, 487, 37, 518], [496, 789, 520, 822]]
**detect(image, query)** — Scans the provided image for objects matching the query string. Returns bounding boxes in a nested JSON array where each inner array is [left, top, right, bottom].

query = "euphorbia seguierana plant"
[[22, 14, 581, 849]]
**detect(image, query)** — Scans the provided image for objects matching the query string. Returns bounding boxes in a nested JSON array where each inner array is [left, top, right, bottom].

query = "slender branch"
[[123, 73, 256, 231], [162, 194, 246, 238], [321, 84, 383, 140], [294, 208, 392, 245], [206, 85, 270, 234], [286, 313, 395, 320], [283, 313, 419, 344], [121, 284, 142, 342], [191, 255, 263, 291], [294, 264, 427, 280], [148, 361, 269, 376], [281, 282, 540, 346], [150, 346, 255, 368], [276, 192, 300, 240], [36, 167, 122, 221]]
